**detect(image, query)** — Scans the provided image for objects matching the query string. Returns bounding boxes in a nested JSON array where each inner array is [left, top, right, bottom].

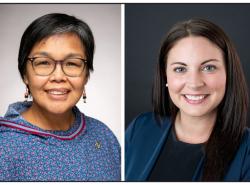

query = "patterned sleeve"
[[0, 140, 15, 181]]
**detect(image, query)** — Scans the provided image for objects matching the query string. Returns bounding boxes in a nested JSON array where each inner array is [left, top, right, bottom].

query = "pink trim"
[[1, 119, 40, 130], [0, 114, 86, 141]]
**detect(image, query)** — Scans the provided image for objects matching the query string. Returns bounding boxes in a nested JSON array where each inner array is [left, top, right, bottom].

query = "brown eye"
[[33, 58, 53, 67], [64, 59, 83, 68], [34, 61, 50, 66]]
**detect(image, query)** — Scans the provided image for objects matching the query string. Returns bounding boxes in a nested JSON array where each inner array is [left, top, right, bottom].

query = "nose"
[[186, 70, 205, 90], [49, 63, 67, 82]]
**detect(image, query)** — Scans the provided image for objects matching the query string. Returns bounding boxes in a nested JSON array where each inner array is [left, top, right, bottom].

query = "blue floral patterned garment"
[[0, 101, 121, 181]]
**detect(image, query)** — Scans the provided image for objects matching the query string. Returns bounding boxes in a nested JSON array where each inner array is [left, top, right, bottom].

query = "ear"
[[83, 73, 89, 85], [23, 75, 29, 85], [84, 78, 88, 86]]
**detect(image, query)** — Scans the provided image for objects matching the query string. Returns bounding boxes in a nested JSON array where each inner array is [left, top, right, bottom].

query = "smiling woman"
[[166, 36, 226, 144], [125, 18, 250, 181], [22, 33, 88, 130], [0, 13, 120, 181]]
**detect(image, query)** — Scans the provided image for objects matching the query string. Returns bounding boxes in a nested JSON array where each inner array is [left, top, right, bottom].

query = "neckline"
[[0, 114, 86, 140], [171, 126, 205, 146], [1, 101, 86, 140]]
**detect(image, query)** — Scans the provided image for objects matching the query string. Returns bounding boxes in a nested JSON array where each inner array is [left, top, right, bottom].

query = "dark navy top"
[[125, 112, 250, 181], [148, 126, 204, 181]]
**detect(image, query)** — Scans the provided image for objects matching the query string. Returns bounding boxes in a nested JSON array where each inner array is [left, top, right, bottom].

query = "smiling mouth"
[[47, 90, 69, 95], [45, 89, 70, 100], [183, 94, 209, 104]]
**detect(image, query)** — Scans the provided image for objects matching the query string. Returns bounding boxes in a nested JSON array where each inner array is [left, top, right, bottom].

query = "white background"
[[0, 4, 122, 143]]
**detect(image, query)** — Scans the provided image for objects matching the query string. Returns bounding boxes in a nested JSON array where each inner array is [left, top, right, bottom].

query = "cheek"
[[25, 65, 46, 87], [205, 73, 226, 93], [167, 73, 185, 93], [69, 77, 86, 92], [27, 76, 49, 93]]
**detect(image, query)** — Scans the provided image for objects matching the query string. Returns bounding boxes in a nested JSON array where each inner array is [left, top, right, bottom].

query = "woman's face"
[[166, 36, 226, 118], [24, 33, 87, 115]]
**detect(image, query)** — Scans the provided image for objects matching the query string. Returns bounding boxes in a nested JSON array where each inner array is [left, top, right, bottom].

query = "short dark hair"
[[152, 18, 248, 181], [18, 13, 95, 79]]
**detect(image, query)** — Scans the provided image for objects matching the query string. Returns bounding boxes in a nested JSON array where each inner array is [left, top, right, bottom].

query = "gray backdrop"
[[0, 4, 121, 143], [125, 4, 250, 128]]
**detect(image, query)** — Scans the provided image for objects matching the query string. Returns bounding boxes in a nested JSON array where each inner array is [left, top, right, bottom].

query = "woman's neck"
[[174, 110, 216, 144], [21, 103, 75, 131]]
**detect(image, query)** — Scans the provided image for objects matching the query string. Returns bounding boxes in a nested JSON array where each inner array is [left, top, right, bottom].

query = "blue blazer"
[[125, 112, 250, 181]]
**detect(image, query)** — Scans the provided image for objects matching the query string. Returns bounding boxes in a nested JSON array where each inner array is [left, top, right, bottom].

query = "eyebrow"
[[30, 52, 84, 59], [170, 59, 220, 66], [31, 51, 50, 57]]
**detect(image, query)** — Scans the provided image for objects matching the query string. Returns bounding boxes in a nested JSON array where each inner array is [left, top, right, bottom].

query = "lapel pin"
[[95, 141, 101, 149]]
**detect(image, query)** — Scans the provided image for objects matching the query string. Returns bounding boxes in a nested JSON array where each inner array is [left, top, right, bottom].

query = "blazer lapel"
[[141, 119, 172, 180], [126, 115, 172, 180]]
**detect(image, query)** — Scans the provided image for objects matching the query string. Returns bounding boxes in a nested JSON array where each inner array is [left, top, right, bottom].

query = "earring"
[[166, 83, 168, 87], [83, 90, 87, 103], [24, 87, 29, 102]]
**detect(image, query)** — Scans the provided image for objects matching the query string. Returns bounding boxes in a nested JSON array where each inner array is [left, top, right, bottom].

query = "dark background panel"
[[125, 3, 250, 128]]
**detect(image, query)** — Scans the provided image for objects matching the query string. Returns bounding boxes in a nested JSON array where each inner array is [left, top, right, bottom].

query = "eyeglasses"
[[27, 57, 87, 77]]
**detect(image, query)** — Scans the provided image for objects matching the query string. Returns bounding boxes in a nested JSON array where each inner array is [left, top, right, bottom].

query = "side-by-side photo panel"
[[125, 3, 250, 182]]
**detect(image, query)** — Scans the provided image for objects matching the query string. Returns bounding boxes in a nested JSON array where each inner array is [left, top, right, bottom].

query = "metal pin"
[[95, 141, 101, 149]]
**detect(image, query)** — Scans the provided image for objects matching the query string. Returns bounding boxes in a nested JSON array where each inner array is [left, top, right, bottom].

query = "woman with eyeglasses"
[[0, 13, 120, 181]]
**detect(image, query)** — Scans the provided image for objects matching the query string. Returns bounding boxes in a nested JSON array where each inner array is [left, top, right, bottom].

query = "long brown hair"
[[152, 18, 248, 181]]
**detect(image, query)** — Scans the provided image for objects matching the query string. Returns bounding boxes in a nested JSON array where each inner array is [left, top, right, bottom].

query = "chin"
[[45, 104, 73, 115], [182, 109, 210, 117], [48, 109, 71, 115]]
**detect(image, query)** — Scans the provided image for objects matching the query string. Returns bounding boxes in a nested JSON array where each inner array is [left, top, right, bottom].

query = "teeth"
[[48, 90, 67, 95], [185, 95, 205, 101]]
